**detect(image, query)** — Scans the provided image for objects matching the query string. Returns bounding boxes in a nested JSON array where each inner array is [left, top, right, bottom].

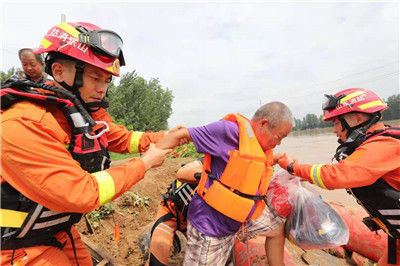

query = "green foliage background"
[[107, 71, 173, 132]]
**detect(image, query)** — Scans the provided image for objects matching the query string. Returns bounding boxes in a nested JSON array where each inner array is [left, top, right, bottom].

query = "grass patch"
[[110, 152, 139, 161], [87, 203, 115, 229]]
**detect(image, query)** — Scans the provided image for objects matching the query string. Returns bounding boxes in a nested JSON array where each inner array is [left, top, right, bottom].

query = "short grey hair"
[[18, 48, 43, 64], [252, 101, 293, 129]]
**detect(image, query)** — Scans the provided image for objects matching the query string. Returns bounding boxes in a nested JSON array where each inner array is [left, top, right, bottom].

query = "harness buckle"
[[85, 121, 109, 139]]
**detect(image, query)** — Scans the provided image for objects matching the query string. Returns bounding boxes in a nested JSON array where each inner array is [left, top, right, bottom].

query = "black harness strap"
[[149, 212, 182, 254], [149, 253, 167, 266], [388, 236, 397, 265], [66, 229, 79, 266]]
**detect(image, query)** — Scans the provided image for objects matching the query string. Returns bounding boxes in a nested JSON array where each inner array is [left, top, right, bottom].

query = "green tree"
[[383, 94, 400, 121], [107, 71, 173, 131], [302, 113, 319, 129], [1, 67, 16, 85]]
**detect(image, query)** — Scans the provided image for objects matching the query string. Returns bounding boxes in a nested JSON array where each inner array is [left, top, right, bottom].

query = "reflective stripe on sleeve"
[[310, 164, 327, 189], [92, 171, 116, 206], [129, 132, 144, 153], [0, 209, 28, 228]]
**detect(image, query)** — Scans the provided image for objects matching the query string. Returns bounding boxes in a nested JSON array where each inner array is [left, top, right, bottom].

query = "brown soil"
[[76, 157, 193, 265]]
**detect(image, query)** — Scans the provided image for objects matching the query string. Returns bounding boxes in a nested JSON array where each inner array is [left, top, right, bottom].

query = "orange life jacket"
[[197, 113, 274, 223]]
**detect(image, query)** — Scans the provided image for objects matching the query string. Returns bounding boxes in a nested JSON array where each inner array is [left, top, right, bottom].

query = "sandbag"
[[329, 202, 387, 262]]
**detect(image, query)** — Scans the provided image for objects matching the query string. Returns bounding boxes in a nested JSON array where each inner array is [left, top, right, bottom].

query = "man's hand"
[[156, 127, 191, 149], [140, 143, 172, 171], [273, 153, 285, 165], [275, 152, 297, 170]]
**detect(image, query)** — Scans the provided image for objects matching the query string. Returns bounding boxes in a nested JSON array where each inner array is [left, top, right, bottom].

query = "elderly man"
[[156, 102, 293, 265], [9, 48, 49, 83]]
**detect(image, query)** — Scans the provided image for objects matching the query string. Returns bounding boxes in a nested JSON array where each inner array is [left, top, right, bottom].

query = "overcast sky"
[[1, 1, 399, 128]]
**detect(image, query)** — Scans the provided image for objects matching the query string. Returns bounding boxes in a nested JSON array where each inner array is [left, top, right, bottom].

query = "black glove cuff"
[[287, 161, 295, 175]]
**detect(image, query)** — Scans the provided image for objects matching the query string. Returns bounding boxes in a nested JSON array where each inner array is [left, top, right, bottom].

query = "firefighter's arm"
[[277, 138, 398, 190], [156, 127, 192, 149], [92, 109, 166, 154], [1, 115, 170, 214], [176, 160, 203, 184]]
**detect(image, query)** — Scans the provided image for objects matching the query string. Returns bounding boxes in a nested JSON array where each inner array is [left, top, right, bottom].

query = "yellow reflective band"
[[92, 171, 116, 206], [65, 143, 70, 149], [0, 209, 28, 228], [176, 180, 182, 188], [57, 22, 79, 38], [310, 165, 317, 185], [315, 164, 327, 189], [358, 100, 385, 110], [129, 132, 144, 153], [340, 90, 366, 103], [310, 164, 327, 189], [40, 38, 52, 49]]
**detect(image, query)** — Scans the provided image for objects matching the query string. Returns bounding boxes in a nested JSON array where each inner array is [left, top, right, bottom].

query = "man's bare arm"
[[156, 127, 192, 149]]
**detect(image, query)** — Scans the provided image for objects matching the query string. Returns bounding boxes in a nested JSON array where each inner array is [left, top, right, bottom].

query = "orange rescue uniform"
[[291, 123, 400, 265], [292, 123, 400, 190], [1, 100, 164, 265]]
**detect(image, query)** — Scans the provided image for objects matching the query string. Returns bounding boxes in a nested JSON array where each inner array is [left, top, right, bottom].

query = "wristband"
[[287, 161, 295, 175]]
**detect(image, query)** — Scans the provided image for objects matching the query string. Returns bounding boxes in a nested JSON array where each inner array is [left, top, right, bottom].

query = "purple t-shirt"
[[187, 119, 242, 237]]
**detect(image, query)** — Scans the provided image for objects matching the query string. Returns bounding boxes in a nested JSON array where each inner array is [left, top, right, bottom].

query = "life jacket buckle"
[[85, 121, 109, 139]]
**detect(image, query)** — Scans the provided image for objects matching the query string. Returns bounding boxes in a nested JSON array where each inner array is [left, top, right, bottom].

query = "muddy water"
[[275, 132, 362, 209]]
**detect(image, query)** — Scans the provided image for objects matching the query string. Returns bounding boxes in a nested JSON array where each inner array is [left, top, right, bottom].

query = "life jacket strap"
[[205, 170, 266, 201]]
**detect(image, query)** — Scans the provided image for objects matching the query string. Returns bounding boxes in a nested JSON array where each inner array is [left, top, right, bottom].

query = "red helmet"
[[34, 22, 124, 76], [322, 88, 387, 121]]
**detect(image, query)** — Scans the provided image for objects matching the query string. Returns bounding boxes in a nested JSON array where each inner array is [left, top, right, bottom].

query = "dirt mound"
[[76, 157, 193, 265]]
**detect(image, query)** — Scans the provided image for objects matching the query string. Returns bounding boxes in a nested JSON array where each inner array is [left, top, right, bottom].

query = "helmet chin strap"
[[338, 112, 381, 142], [55, 61, 109, 112], [57, 61, 85, 93], [334, 113, 381, 160]]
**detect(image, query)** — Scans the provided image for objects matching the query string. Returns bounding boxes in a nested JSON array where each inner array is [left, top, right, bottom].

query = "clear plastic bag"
[[266, 169, 300, 218], [284, 181, 349, 249]]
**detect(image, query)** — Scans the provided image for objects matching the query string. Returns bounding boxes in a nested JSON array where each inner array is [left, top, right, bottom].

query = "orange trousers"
[[147, 201, 187, 266], [1, 226, 92, 266]]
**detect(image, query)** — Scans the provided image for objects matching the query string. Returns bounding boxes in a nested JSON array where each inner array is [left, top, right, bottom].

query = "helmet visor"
[[322, 94, 345, 111], [79, 29, 123, 59]]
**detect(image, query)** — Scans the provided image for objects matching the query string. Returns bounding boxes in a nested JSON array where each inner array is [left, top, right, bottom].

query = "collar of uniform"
[[367, 122, 386, 134]]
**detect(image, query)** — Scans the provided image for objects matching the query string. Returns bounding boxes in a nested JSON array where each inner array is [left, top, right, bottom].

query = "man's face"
[[254, 120, 292, 151], [332, 118, 347, 142], [62, 63, 112, 103], [20, 52, 44, 82], [332, 113, 365, 142]]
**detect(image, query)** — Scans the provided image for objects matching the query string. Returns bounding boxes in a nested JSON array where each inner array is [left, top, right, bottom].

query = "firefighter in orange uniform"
[[276, 88, 400, 266], [1, 22, 172, 265], [146, 158, 203, 266]]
